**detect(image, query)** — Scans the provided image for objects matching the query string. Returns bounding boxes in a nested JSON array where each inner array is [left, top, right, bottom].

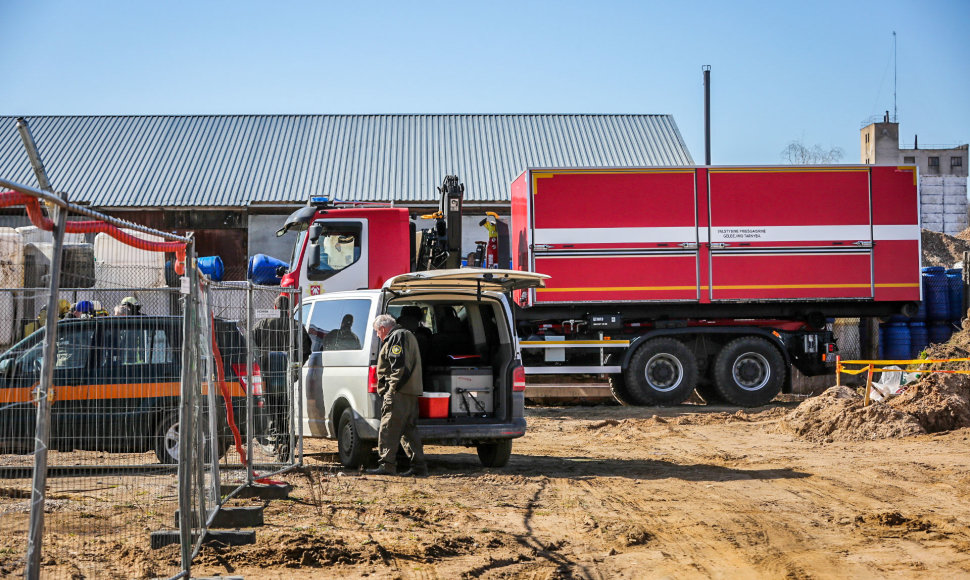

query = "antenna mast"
[[893, 31, 897, 122]]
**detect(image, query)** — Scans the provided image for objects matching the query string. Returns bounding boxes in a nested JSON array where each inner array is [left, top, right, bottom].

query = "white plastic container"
[[94, 229, 166, 288], [0, 227, 24, 288], [16, 225, 85, 246]]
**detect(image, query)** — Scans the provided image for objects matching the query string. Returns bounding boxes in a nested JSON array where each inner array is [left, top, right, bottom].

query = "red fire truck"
[[278, 166, 920, 407]]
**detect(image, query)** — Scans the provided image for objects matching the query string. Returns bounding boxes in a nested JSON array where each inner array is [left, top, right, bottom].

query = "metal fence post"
[[177, 241, 198, 577], [295, 288, 304, 467], [246, 282, 255, 485], [24, 196, 67, 580]]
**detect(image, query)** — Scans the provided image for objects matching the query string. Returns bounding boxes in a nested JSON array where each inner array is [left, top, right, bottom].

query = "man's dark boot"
[[401, 464, 428, 477], [365, 463, 396, 476]]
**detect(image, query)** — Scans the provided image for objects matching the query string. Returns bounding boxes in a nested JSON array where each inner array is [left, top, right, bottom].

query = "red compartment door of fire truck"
[[707, 167, 874, 301], [528, 169, 699, 304]]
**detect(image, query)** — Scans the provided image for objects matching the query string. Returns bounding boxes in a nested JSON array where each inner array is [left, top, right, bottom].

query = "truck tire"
[[624, 338, 697, 406], [608, 375, 637, 406], [337, 408, 372, 468], [712, 336, 785, 407], [477, 439, 513, 468]]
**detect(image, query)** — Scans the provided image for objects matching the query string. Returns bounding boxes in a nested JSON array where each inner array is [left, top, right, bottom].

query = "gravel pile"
[[921, 228, 970, 268]]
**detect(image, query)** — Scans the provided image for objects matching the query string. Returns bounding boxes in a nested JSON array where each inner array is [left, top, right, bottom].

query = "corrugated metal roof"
[[0, 114, 694, 207]]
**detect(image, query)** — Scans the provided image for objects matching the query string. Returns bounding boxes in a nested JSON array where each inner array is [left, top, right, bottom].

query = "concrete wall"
[[900, 147, 968, 179], [861, 122, 901, 165], [920, 176, 968, 235]]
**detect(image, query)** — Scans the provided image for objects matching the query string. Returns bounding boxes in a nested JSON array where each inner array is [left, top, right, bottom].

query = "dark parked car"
[[0, 315, 264, 463]]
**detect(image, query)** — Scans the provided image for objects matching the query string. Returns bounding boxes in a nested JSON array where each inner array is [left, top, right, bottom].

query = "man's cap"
[[121, 296, 140, 306], [75, 300, 95, 313]]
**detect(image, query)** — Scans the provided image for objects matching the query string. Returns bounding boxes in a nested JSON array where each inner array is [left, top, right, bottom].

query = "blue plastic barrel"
[[928, 321, 953, 345], [946, 268, 964, 322], [908, 321, 928, 359], [912, 299, 927, 322], [248, 254, 287, 286], [883, 323, 911, 360], [197, 256, 224, 282], [922, 266, 950, 322]]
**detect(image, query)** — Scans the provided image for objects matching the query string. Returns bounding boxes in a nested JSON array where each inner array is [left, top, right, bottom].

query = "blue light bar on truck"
[[310, 196, 330, 204]]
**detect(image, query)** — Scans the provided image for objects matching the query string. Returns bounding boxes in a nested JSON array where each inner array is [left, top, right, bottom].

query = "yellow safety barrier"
[[835, 355, 970, 406]]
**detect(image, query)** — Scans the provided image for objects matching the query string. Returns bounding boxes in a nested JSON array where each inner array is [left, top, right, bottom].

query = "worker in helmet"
[[119, 296, 142, 315], [24, 306, 48, 336], [57, 299, 71, 319], [72, 300, 95, 318]]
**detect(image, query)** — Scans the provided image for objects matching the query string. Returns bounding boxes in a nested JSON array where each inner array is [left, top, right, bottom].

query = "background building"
[[862, 112, 968, 235], [0, 114, 693, 278]]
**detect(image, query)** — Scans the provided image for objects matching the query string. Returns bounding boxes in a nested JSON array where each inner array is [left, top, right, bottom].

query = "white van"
[[298, 269, 547, 468]]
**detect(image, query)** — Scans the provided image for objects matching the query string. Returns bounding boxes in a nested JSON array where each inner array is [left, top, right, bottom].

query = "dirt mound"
[[880, 318, 970, 432], [921, 228, 970, 267], [783, 386, 925, 442], [888, 373, 970, 432]]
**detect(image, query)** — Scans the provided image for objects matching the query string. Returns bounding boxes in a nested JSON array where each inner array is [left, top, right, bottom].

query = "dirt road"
[[4, 402, 970, 578]]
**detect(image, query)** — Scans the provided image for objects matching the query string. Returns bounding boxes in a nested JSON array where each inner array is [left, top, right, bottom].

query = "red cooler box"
[[418, 392, 450, 418]]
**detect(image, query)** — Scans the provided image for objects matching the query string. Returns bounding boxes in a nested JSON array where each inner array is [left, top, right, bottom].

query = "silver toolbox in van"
[[428, 367, 493, 415]]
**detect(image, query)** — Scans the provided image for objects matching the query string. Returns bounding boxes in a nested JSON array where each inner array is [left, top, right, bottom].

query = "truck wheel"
[[713, 337, 785, 407], [337, 408, 372, 468], [608, 375, 637, 406], [624, 338, 697, 405], [477, 439, 513, 468]]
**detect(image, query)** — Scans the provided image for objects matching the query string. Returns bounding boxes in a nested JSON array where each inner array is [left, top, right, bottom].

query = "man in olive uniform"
[[366, 314, 428, 476]]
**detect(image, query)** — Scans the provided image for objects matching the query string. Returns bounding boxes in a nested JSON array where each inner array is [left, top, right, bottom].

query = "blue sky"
[[1, 0, 967, 165]]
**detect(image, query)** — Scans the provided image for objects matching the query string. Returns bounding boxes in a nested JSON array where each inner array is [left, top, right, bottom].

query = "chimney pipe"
[[703, 65, 711, 165]]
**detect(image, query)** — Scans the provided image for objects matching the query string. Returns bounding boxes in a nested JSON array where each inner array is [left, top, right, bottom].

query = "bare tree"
[[781, 141, 845, 164]]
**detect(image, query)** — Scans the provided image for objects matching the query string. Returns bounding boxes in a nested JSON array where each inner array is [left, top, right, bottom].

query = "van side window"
[[18, 326, 95, 372], [307, 222, 363, 281], [307, 299, 371, 351]]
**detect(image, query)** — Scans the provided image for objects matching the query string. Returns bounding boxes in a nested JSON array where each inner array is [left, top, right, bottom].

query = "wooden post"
[[836, 355, 841, 387], [863, 364, 874, 406]]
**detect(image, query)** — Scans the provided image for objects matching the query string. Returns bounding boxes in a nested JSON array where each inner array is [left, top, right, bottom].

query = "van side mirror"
[[0, 358, 12, 379], [308, 244, 322, 269], [275, 264, 289, 278], [308, 224, 323, 241]]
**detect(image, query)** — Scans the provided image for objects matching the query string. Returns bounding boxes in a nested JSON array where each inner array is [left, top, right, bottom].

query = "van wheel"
[[155, 413, 228, 464], [713, 337, 785, 407], [337, 408, 372, 468], [624, 338, 697, 405], [155, 414, 181, 464], [477, 440, 513, 468]]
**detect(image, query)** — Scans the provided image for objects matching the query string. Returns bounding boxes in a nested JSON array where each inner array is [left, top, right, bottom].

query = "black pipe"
[[703, 65, 711, 165]]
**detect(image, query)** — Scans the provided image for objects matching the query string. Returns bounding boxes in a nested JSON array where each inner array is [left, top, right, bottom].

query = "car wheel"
[[713, 336, 785, 407], [477, 439, 513, 468], [337, 408, 372, 468], [155, 414, 181, 464], [624, 338, 697, 406], [155, 413, 228, 465]]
